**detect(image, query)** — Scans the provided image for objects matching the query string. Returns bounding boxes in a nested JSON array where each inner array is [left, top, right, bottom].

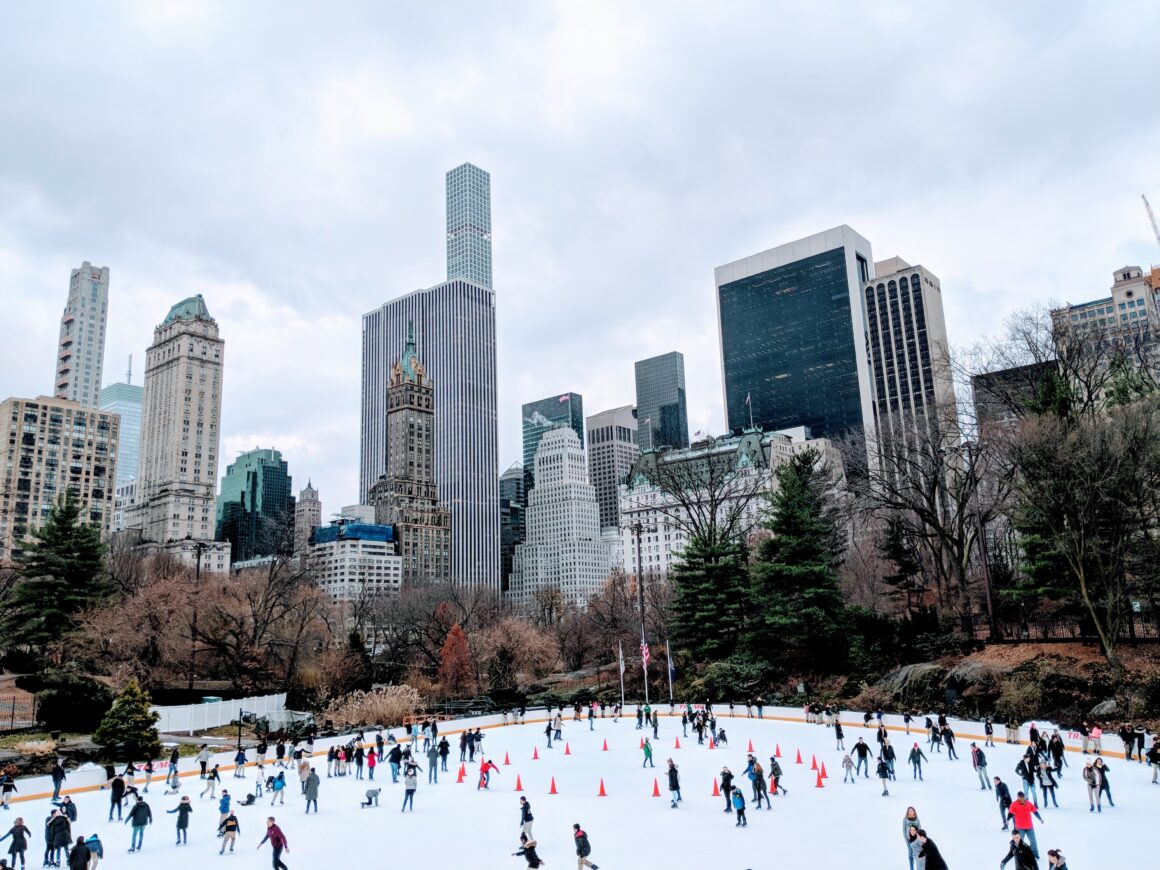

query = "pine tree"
[[3, 490, 108, 655], [747, 448, 848, 672], [669, 535, 749, 660], [92, 679, 161, 759], [877, 513, 925, 614]]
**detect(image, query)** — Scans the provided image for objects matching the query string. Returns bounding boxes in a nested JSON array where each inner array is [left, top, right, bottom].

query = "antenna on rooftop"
[[1144, 194, 1160, 251], [126, 354, 133, 385]]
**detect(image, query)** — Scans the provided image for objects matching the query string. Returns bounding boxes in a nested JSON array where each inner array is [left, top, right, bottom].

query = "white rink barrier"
[[151, 692, 286, 736]]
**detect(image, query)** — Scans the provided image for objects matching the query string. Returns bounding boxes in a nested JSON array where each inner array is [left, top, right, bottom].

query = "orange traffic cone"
[[503, 752, 510, 766], [820, 761, 828, 779], [712, 778, 720, 796], [815, 771, 824, 788], [514, 774, 523, 791], [810, 755, 818, 771], [775, 744, 782, 758], [709, 738, 715, 750], [601, 739, 608, 751], [456, 764, 465, 783], [549, 777, 558, 795], [597, 778, 607, 797], [795, 749, 803, 764], [532, 747, 540, 760], [747, 739, 754, 752], [674, 737, 681, 749], [651, 778, 661, 797], [639, 737, 645, 749], [564, 743, 571, 756]]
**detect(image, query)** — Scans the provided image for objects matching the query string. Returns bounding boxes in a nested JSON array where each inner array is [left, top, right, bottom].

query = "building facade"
[[508, 428, 614, 610], [0, 395, 119, 564], [309, 520, 403, 603], [112, 478, 136, 533], [635, 352, 688, 451], [294, 480, 321, 556], [586, 404, 638, 531], [446, 162, 493, 289], [53, 262, 110, 409], [522, 392, 584, 493], [215, 448, 294, 564], [715, 226, 875, 442], [499, 462, 525, 592], [125, 294, 229, 573], [369, 324, 452, 585], [98, 382, 143, 487]]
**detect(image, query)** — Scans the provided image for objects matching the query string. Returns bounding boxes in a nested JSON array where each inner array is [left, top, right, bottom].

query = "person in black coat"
[[916, 830, 948, 870], [513, 833, 543, 868], [1000, 831, 1039, 870], [65, 837, 88, 870], [995, 776, 1013, 829]]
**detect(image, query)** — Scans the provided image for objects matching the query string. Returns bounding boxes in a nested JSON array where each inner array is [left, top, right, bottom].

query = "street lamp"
[[623, 519, 657, 704]]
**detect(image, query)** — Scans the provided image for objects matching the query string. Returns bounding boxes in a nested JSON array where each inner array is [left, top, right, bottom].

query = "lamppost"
[[624, 519, 656, 704], [183, 537, 211, 692]]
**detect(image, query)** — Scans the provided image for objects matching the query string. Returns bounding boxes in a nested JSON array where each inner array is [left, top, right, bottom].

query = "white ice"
[[5, 707, 1152, 869]]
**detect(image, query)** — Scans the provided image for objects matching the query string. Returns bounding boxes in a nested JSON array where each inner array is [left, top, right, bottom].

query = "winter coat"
[[83, 835, 102, 859], [218, 794, 231, 815], [920, 837, 949, 870], [51, 765, 66, 785], [167, 802, 193, 828], [261, 824, 287, 850], [515, 840, 543, 868], [574, 829, 591, 857], [1000, 839, 1038, 870], [972, 746, 987, 769], [2, 823, 32, 852], [127, 801, 152, 827], [642, 743, 653, 760], [667, 766, 680, 790], [520, 801, 534, 824], [720, 771, 733, 791], [67, 842, 89, 870], [48, 815, 71, 848], [1007, 799, 1039, 830], [59, 801, 77, 823], [853, 741, 871, 758], [304, 773, 320, 801], [731, 790, 745, 811], [876, 760, 890, 779], [769, 759, 783, 779], [219, 815, 240, 836], [902, 814, 921, 842]]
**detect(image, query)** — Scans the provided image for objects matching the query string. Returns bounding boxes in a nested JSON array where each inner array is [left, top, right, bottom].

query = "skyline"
[[2, 2, 1159, 521]]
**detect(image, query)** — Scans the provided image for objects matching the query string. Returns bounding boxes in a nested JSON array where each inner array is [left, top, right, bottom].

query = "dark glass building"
[[498, 462, 526, 592], [634, 352, 689, 452], [715, 226, 873, 441], [215, 448, 294, 563], [521, 392, 584, 492]]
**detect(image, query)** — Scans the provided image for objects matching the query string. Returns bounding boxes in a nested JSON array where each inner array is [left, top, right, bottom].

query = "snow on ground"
[[7, 708, 1153, 869]]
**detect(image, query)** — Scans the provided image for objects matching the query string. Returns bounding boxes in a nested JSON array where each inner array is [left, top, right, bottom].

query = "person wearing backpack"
[[572, 823, 599, 869]]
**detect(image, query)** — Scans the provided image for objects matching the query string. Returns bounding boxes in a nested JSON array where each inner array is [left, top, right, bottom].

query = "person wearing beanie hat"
[[908, 743, 928, 780]]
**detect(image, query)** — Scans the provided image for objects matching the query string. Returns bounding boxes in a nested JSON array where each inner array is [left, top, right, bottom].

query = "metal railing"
[[0, 696, 38, 732]]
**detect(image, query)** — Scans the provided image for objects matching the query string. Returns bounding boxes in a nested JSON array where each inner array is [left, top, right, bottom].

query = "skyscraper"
[[715, 225, 875, 442], [446, 162, 493, 289], [127, 294, 229, 573], [215, 448, 294, 564], [369, 324, 452, 585], [634, 352, 689, 451], [361, 165, 499, 589], [498, 462, 525, 592], [98, 381, 143, 487], [54, 262, 109, 408], [521, 392, 584, 493], [586, 404, 638, 530], [294, 480, 321, 556]]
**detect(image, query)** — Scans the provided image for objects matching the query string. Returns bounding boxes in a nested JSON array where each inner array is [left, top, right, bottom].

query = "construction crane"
[[1144, 194, 1160, 251]]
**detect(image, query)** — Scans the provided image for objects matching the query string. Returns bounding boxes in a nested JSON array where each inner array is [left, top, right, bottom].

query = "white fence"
[[151, 693, 286, 736]]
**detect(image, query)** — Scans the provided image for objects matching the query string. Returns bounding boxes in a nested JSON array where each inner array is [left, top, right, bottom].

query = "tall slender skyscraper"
[[127, 294, 229, 572], [98, 381, 143, 487], [361, 165, 499, 588], [634, 353, 689, 452], [586, 404, 638, 530], [294, 480, 321, 556], [446, 163, 492, 289], [54, 262, 109, 408]]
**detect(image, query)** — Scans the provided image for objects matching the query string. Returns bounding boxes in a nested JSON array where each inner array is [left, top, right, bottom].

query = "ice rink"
[[7, 708, 1152, 868]]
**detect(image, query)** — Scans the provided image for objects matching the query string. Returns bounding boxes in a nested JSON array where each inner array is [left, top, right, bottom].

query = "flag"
[[558, 394, 570, 403], [618, 642, 625, 676], [642, 416, 651, 424], [744, 392, 751, 406], [666, 644, 677, 684], [640, 627, 650, 671]]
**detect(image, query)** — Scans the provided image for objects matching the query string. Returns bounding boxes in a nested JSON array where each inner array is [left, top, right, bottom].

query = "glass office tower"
[[634, 352, 689, 452], [522, 392, 584, 493]]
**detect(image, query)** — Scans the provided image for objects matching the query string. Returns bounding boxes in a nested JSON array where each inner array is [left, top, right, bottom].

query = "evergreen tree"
[[3, 490, 108, 655], [747, 448, 848, 672], [668, 535, 749, 660], [92, 679, 161, 759], [877, 512, 925, 614]]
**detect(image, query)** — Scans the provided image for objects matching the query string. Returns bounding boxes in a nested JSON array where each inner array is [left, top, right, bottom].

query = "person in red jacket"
[[1006, 792, 1044, 859], [478, 758, 501, 790], [257, 817, 289, 870]]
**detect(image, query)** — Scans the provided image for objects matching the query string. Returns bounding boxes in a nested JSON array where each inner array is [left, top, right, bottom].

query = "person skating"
[[1000, 830, 1038, 870], [852, 738, 872, 778], [1092, 758, 1114, 807], [45, 808, 69, 868], [303, 769, 319, 814], [768, 757, 787, 796], [196, 747, 212, 780], [232, 747, 247, 779], [916, 829, 948, 870], [719, 767, 734, 812], [1036, 765, 1058, 809], [124, 797, 151, 854], [731, 789, 747, 827], [985, 717, 996, 747], [995, 776, 1013, 830], [573, 823, 598, 869], [942, 725, 958, 760], [478, 758, 500, 790], [841, 753, 855, 784], [1147, 737, 1160, 783], [166, 747, 181, 789], [82, 833, 101, 870], [752, 763, 770, 810], [0, 774, 16, 811], [257, 817, 288, 870], [56, 799, 75, 827], [217, 811, 240, 854], [834, 720, 845, 751], [1047, 733, 1066, 775], [217, 791, 232, 827], [666, 759, 681, 808], [65, 837, 87, 870], [201, 765, 221, 799], [1006, 792, 1044, 859], [512, 833, 543, 868], [641, 738, 654, 768], [401, 763, 419, 812], [49, 765, 65, 804], [165, 796, 191, 845], [904, 823, 921, 870], [518, 797, 534, 838], [387, 744, 403, 783], [908, 743, 927, 781], [108, 774, 126, 822], [0, 817, 31, 870], [635, 707, 643, 730], [438, 737, 450, 773], [269, 772, 286, 806], [971, 742, 991, 790], [360, 789, 381, 808], [877, 757, 891, 796], [1016, 751, 1037, 798], [426, 742, 440, 784], [1046, 848, 1067, 869]]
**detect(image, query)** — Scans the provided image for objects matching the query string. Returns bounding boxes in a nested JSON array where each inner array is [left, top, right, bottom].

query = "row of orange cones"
[[498, 768, 829, 798]]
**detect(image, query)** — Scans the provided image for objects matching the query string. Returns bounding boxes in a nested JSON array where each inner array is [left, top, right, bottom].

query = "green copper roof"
[[162, 294, 212, 325], [400, 320, 418, 380]]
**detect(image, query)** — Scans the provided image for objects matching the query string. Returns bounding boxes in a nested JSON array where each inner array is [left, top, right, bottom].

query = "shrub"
[[92, 679, 161, 760], [324, 685, 423, 728], [35, 666, 113, 732]]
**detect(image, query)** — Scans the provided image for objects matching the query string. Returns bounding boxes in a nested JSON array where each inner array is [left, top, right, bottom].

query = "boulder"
[[875, 663, 946, 702], [1089, 699, 1118, 718]]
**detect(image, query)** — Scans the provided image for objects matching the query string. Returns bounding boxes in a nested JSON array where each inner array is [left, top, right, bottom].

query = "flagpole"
[[665, 640, 674, 703], [618, 642, 625, 712]]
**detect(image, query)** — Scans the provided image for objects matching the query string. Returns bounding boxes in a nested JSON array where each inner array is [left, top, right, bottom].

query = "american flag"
[[640, 627, 650, 670], [558, 394, 570, 403]]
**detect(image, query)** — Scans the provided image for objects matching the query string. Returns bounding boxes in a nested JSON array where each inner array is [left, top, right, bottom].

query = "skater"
[[0, 817, 31, 870], [635, 708, 643, 730], [752, 763, 769, 810], [82, 833, 102, 870], [942, 726, 958, 760], [388, 744, 403, 783], [217, 811, 239, 854], [834, 720, 845, 750], [916, 830, 949, 870], [883, 739, 897, 780], [908, 743, 927, 780], [257, 818, 288, 870], [1006, 792, 1043, 859], [1082, 762, 1101, 812], [124, 797, 151, 853], [651, 710, 659, 739], [681, 711, 688, 737], [588, 706, 595, 731], [842, 753, 855, 784], [573, 823, 598, 869], [233, 747, 247, 778], [360, 789, 381, 808], [1092, 758, 1114, 807], [852, 738, 872, 778], [544, 722, 553, 750], [641, 738, 654, 768], [1148, 738, 1160, 782], [167, 747, 180, 788], [46, 808, 70, 867], [666, 759, 681, 808], [731, 789, 747, 827], [65, 837, 88, 870], [142, 759, 154, 794], [108, 774, 126, 821], [971, 742, 991, 789], [985, 717, 996, 747], [401, 763, 419, 812], [905, 825, 921, 870], [217, 791, 232, 826], [768, 757, 787, 796], [995, 776, 1013, 829], [478, 758, 500, 790], [354, 746, 365, 780], [303, 769, 319, 814], [427, 742, 440, 784], [367, 747, 377, 780], [197, 747, 211, 780], [518, 797, 534, 838], [165, 796, 191, 845], [325, 747, 335, 778], [1000, 830, 1038, 870], [200, 765, 221, 799], [719, 767, 734, 812], [50, 764, 66, 803], [269, 772, 286, 806], [512, 833, 543, 868], [438, 736, 450, 773], [1046, 848, 1067, 869], [1037, 765, 1058, 809], [877, 757, 891, 796]]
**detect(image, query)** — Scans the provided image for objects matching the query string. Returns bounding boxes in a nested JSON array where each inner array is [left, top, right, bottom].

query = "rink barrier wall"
[[150, 692, 287, 736], [7, 703, 1143, 804]]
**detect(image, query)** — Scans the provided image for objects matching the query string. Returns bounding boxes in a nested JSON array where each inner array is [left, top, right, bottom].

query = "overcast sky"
[[2, 1, 1158, 519]]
